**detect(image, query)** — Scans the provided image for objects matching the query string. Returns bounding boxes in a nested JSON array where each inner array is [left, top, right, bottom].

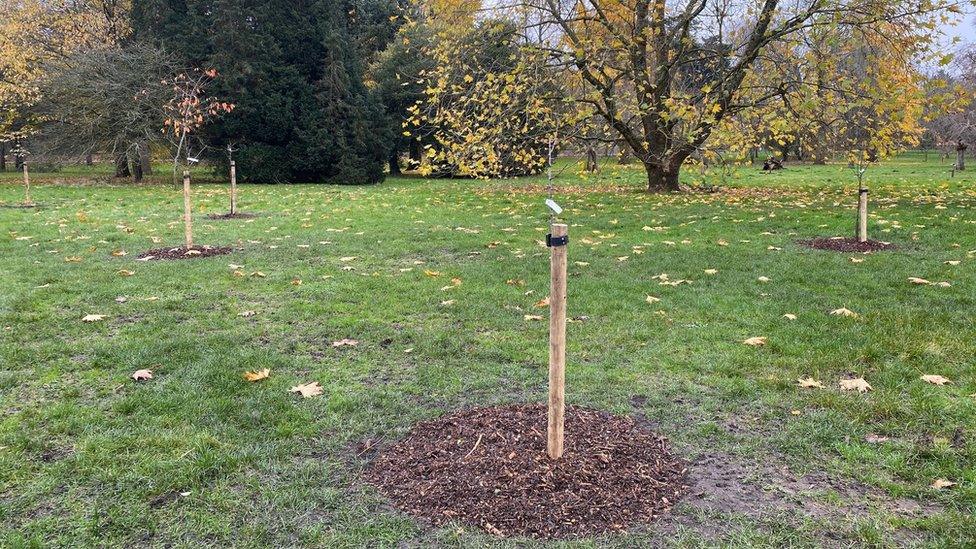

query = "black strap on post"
[[546, 233, 568, 247], [859, 188, 869, 195]]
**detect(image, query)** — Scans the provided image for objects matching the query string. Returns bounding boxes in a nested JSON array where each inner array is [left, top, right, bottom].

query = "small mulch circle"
[[206, 212, 257, 220], [799, 237, 895, 253], [0, 203, 41, 209], [136, 245, 233, 261], [364, 403, 687, 539]]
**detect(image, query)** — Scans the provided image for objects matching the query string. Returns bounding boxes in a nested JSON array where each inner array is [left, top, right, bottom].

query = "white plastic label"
[[545, 199, 563, 215]]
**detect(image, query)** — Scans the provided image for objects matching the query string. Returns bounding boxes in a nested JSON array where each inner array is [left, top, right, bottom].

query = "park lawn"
[[1, 153, 974, 547]]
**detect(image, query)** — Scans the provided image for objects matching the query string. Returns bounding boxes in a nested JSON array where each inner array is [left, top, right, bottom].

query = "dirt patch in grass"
[[799, 237, 896, 253], [206, 212, 258, 220], [364, 403, 687, 539], [0, 202, 41, 209], [649, 451, 942, 544], [136, 245, 233, 261]]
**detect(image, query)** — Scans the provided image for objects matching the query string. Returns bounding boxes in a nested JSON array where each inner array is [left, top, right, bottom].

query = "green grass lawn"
[[1, 153, 974, 547]]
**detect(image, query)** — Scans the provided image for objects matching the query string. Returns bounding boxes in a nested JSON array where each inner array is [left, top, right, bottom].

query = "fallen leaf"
[[291, 278, 302, 286], [921, 374, 951, 386], [533, 296, 550, 308], [423, 269, 441, 277], [82, 314, 107, 322], [908, 277, 931, 285], [830, 307, 859, 318], [645, 295, 660, 304], [243, 368, 270, 382], [332, 338, 359, 348], [944, 260, 960, 266], [782, 313, 797, 320], [931, 478, 956, 490], [797, 377, 824, 389], [239, 310, 257, 318], [704, 269, 718, 275], [757, 276, 770, 282], [865, 434, 890, 444], [742, 336, 767, 346], [131, 369, 153, 381], [184, 249, 202, 256], [290, 381, 323, 398], [839, 378, 872, 393], [117, 269, 135, 277], [524, 314, 544, 321]]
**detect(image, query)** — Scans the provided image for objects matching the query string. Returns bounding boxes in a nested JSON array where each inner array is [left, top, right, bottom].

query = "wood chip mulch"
[[136, 245, 232, 261], [364, 403, 687, 539], [205, 212, 257, 220], [799, 237, 895, 253]]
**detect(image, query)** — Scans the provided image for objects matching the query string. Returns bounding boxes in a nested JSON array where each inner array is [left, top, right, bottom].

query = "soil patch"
[[0, 203, 40, 209], [799, 237, 895, 253], [364, 403, 687, 539], [206, 212, 257, 220], [136, 245, 233, 261]]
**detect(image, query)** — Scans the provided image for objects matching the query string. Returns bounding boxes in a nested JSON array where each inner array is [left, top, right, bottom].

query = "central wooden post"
[[23, 161, 31, 205], [183, 170, 193, 248], [230, 160, 237, 215], [857, 188, 868, 243], [547, 223, 568, 459]]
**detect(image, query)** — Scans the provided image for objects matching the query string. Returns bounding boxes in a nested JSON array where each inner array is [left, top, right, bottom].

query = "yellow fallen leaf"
[[908, 277, 931, 285], [921, 374, 951, 386], [830, 307, 859, 318], [82, 314, 107, 322], [704, 269, 718, 275], [290, 381, 323, 398], [65, 256, 82, 263], [239, 310, 257, 318], [184, 249, 202, 256], [117, 269, 135, 277], [534, 296, 550, 308], [849, 257, 864, 263], [339, 256, 357, 262], [645, 295, 660, 304], [797, 377, 824, 389], [111, 249, 127, 257], [944, 260, 960, 266], [839, 378, 872, 393], [757, 276, 770, 282], [332, 338, 359, 348], [291, 278, 302, 286], [243, 368, 270, 382], [931, 478, 956, 490], [131, 369, 153, 381], [440, 299, 455, 306], [783, 313, 797, 320], [423, 270, 441, 277], [742, 336, 767, 346], [524, 314, 544, 321]]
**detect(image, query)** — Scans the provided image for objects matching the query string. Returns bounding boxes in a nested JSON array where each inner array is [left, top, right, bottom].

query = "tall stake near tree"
[[547, 222, 568, 459]]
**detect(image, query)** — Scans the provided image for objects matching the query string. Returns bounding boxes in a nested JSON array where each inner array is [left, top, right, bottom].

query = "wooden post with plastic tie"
[[547, 223, 568, 459]]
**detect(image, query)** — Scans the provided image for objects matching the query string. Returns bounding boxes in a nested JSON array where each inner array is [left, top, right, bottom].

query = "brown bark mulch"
[[364, 403, 687, 539], [136, 245, 233, 261], [205, 212, 257, 220], [799, 237, 895, 253]]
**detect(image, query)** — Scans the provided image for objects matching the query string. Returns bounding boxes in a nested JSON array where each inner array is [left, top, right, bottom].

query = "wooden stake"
[[23, 161, 31, 205], [183, 170, 193, 248], [857, 188, 868, 243], [547, 223, 568, 460], [230, 160, 237, 215]]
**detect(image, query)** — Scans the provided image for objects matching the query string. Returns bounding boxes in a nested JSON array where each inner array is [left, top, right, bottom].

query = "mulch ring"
[[364, 403, 687, 539], [799, 237, 896, 253], [0, 202, 41, 209], [136, 245, 233, 261], [205, 212, 257, 220]]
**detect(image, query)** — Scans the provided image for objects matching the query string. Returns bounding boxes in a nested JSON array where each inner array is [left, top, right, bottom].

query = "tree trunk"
[[645, 162, 681, 192], [183, 170, 193, 248], [388, 146, 401, 176], [115, 152, 130, 178], [1, 143, 8, 171], [85, 153, 93, 166], [408, 139, 421, 170], [584, 146, 598, 173], [131, 149, 143, 182], [139, 142, 152, 175], [955, 143, 967, 171]]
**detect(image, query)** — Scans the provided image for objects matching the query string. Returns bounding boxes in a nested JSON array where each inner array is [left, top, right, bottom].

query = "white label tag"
[[545, 199, 563, 215]]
